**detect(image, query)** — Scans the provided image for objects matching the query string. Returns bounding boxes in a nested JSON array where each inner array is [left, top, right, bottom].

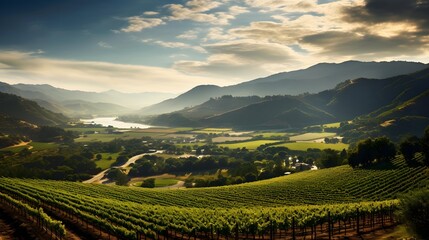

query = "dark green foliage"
[[316, 149, 342, 168], [141, 178, 155, 188], [398, 190, 429, 239], [400, 136, 422, 165], [106, 168, 129, 186], [348, 137, 396, 168], [422, 126, 429, 166]]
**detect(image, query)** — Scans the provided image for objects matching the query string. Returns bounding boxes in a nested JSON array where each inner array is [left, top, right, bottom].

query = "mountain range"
[[0, 82, 176, 117], [141, 61, 428, 115], [146, 66, 429, 137]]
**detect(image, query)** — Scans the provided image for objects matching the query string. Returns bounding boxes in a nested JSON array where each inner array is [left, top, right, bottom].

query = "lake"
[[81, 117, 152, 129]]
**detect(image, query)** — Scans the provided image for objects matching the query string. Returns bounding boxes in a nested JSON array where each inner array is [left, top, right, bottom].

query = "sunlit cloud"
[[143, 39, 207, 53], [174, 40, 301, 79], [0, 51, 224, 93], [120, 16, 164, 32]]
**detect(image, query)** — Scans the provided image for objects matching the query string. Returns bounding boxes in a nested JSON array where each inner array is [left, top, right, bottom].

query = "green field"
[[274, 142, 349, 151], [192, 128, 232, 134], [252, 132, 290, 138], [75, 132, 163, 142], [289, 132, 337, 141], [94, 152, 120, 170], [155, 178, 179, 187], [218, 140, 280, 150], [65, 127, 108, 133]]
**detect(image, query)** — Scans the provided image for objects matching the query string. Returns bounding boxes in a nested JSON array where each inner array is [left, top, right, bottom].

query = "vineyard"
[[0, 155, 427, 239]]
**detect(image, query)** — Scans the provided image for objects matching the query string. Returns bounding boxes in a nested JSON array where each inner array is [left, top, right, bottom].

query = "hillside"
[[2, 155, 423, 208], [141, 85, 223, 115], [0, 92, 68, 126], [140, 61, 427, 115], [0, 156, 426, 239], [146, 95, 264, 126], [203, 96, 335, 129]]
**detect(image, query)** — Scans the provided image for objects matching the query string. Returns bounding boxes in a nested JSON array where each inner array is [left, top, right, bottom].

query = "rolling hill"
[[0, 92, 68, 126], [140, 61, 427, 115], [0, 155, 426, 239], [203, 96, 335, 129]]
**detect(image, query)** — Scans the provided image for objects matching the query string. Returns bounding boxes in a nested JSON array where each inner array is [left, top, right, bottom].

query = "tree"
[[141, 178, 155, 188], [373, 137, 396, 163], [348, 137, 396, 168], [422, 126, 429, 166], [317, 149, 341, 168], [106, 168, 129, 186], [400, 136, 421, 165], [95, 153, 102, 161]]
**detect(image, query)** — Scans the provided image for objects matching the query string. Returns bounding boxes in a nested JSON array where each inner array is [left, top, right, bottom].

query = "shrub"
[[397, 190, 429, 239]]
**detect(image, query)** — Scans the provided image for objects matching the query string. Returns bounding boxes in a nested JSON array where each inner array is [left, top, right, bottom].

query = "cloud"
[[177, 29, 199, 40], [165, 3, 221, 24], [229, 6, 249, 15], [143, 11, 159, 16], [174, 40, 300, 79], [185, 0, 223, 12], [244, 0, 318, 12], [300, 30, 427, 58], [97, 41, 112, 48], [343, 0, 429, 35], [120, 16, 164, 32], [142, 39, 206, 53], [0, 51, 222, 93], [164, 0, 245, 25]]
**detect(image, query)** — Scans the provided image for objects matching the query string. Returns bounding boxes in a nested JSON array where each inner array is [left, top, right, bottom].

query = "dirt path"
[[83, 150, 162, 184]]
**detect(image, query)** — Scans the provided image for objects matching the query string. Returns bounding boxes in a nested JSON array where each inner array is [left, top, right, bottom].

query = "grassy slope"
[[2, 155, 427, 209]]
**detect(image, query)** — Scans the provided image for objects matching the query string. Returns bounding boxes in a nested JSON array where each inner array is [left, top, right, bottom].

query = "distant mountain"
[[0, 92, 68, 126], [12, 84, 176, 109], [141, 61, 427, 115], [146, 95, 264, 126], [0, 81, 176, 117], [148, 67, 429, 134], [141, 85, 223, 115]]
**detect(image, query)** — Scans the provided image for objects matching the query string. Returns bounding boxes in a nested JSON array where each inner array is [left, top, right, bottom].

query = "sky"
[[0, 0, 428, 93]]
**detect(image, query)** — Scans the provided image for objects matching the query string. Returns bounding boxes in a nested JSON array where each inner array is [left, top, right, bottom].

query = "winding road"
[[83, 151, 161, 184]]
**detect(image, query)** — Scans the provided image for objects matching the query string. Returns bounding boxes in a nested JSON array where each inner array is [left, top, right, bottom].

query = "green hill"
[[1, 156, 427, 208], [0, 92, 68, 126], [204, 96, 335, 129], [147, 95, 264, 126], [0, 155, 426, 238]]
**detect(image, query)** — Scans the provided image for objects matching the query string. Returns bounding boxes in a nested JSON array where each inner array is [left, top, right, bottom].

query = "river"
[[81, 117, 152, 129]]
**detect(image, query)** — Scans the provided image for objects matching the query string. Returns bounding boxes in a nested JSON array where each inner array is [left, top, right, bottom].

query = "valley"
[[0, 61, 428, 239]]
